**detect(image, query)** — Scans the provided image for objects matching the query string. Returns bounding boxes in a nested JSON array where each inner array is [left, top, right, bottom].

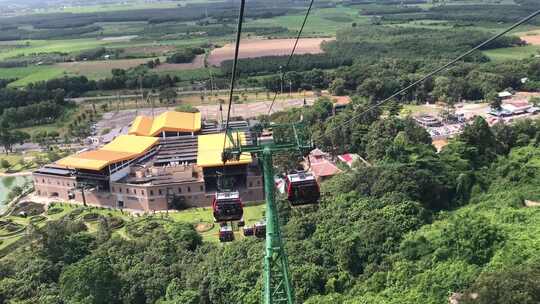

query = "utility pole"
[[280, 66, 284, 95]]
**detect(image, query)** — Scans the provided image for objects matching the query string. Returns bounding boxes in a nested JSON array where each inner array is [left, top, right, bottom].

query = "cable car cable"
[[267, 0, 315, 116], [222, 0, 246, 153], [311, 9, 540, 144], [219, 0, 246, 193]]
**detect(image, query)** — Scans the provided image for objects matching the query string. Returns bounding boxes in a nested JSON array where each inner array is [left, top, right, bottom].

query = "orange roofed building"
[[33, 111, 263, 212]]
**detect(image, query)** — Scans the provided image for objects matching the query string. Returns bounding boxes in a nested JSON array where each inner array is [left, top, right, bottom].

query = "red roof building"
[[305, 149, 342, 181]]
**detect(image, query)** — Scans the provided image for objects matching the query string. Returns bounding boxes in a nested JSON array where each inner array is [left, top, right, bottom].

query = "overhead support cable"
[[267, 0, 315, 116]]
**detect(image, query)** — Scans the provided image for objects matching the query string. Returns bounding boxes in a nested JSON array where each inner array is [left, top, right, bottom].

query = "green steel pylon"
[[223, 123, 312, 304], [262, 147, 294, 304]]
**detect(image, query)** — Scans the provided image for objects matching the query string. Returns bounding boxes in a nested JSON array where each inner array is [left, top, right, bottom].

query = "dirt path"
[[521, 34, 540, 45], [0, 171, 33, 177], [208, 37, 334, 66]]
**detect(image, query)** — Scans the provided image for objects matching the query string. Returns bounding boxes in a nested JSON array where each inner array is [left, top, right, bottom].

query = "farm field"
[[483, 44, 540, 61], [58, 57, 161, 79], [0, 39, 112, 61], [207, 38, 334, 66], [520, 32, 540, 45], [248, 6, 370, 36], [7, 66, 67, 87], [0, 65, 60, 82]]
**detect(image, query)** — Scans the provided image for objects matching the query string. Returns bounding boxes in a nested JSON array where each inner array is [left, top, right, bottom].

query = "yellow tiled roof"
[[102, 135, 159, 154], [128, 115, 154, 136], [56, 135, 159, 171], [149, 111, 201, 136], [197, 133, 252, 168]]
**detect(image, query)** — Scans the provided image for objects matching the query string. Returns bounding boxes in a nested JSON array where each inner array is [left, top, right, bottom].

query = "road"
[[67, 87, 264, 104], [96, 97, 315, 135]]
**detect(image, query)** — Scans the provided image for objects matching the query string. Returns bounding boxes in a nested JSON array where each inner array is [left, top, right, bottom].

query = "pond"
[[0, 175, 32, 212]]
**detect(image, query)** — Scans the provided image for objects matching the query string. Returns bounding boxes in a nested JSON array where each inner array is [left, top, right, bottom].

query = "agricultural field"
[[207, 38, 333, 67], [58, 58, 161, 80], [0, 39, 111, 61], [247, 6, 370, 36], [7, 66, 67, 87], [483, 44, 540, 61]]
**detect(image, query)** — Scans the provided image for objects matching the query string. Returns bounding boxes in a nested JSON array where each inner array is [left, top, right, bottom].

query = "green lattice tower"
[[223, 123, 312, 304]]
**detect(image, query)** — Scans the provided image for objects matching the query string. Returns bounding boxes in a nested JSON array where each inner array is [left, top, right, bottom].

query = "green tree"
[[60, 257, 120, 304], [487, 91, 502, 111], [160, 88, 178, 104], [0, 159, 9, 169], [462, 266, 540, 304], [329, 78, 346, 96]]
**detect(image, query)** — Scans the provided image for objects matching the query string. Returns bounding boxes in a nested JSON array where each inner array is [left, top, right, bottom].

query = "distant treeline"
[[0, 0, 334, 30], [166, 48, 205, 64], [378, 0, 540, 26], [0, 86, 66, 128], [0, 25, 101, 41], [325, 27, 523, 62], [221, 53, 353, 76], [344, 0, 427, 5], [361, 6, 424, 15]]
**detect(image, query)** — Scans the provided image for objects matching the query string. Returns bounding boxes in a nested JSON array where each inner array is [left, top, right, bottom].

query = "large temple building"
[[32, 111, 264, 211]]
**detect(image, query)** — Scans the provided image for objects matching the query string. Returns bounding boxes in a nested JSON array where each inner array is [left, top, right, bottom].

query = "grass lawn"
[[483, 45, 540, 61], [0, 151, 43, 173], [0, 201, 265, 251]]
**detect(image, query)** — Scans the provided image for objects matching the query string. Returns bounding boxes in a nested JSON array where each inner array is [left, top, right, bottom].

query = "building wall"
[[33, 173, 77, 201], [33, 172, 264, 212]]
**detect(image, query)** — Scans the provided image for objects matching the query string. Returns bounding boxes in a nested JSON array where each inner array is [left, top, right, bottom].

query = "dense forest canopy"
[[1, 99, 540, 302]]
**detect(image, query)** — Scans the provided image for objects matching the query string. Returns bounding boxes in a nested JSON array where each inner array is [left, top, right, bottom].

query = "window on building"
[[187, 186, 191, 193], [178, 187, 182, 193], [257, 180, 261, 185], [126, 188, 130, 194], [42, 179, 45, 183], [200, 185, 203, 191], [249, 181, 253, 187], [150, 190, 154, 196], [133, 189, 137, 195], [141, 190, 145, 195], [159, 189, 163, 195], [119, 188, 123, 193]]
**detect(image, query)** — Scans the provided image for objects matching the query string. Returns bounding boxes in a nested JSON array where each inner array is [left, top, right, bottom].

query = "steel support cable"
[[267, 0, 315, 116], [222, 0, 246, 154], [312, 9, 540, 144]]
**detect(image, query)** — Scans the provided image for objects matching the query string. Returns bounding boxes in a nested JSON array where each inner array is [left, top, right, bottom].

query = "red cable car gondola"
[[285, 171, 320, 206], [212, 191, 244, 222]]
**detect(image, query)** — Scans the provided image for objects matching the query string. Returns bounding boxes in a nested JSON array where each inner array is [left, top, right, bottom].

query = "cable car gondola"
[[219, 226, 234, 242], [212, 191, 244, 222], [254, 221, 266, 238], [285, 171, 320, 206]]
